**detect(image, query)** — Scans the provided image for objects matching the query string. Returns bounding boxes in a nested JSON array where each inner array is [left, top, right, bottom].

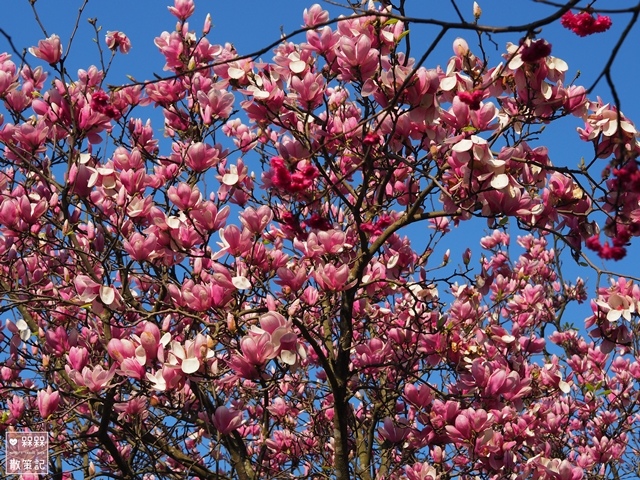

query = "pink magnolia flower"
[[239, 206, 273, 234], [168, 334, 213, 374], [183, 141, 223, 172], [8, 395, 25, 421], [167, 0, 195, 20], [337, 34, 379, 81], [190, 201, 229, 232], [403, 383, 433, 408], [537, 457, 584, 480], [313, 263, 353, 291], [405, 462, 439, 480], [212, 406, 244, 434], [37, 386, 60, 418], [196, 86, 235, 123], [252, 311, 303, 365], [123, 232, 158, 262], [29, 34, 62, 64], [107, 338, 137, 363], [70, 365, 116, 393], [146, 365, 182, 391], [74, 275, 101, 303], [118, 357, 146, 379], [167, 183, 202, 211], [136, 321, 161, 363], [114, 397, 148, 423], [105, 31, 131, 54], [303, 4, 329, 27], [452, 37, 470, 57], [378, 417, 409, 443], [227, 352, 261, 379], [67, 346, 90, 371], [290, 71, 325, 109]]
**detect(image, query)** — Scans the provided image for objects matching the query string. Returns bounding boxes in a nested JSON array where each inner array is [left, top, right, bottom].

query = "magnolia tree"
[[2, 0, 640, 478]]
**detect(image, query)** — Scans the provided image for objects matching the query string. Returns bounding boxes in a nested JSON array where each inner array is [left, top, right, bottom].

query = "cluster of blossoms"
[[561, 10, 613, 37], [0, 1, 639, 479]]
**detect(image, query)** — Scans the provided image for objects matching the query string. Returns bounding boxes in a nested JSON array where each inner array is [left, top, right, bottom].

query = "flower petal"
[[181, 357, 200, 374], [232, 276, 251, 290]]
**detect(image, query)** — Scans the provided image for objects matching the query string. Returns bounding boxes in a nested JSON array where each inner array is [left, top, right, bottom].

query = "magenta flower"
[[519, 38, 552, 63], [136, 321, 161, 362], [561, 11, 612, 37], [457, 89, 484, 111], [405, 462, 438, 480], [239, 333, 276, 365], [313, 263, 352, 291]]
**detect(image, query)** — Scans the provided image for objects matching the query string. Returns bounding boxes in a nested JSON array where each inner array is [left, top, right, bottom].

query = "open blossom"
[[105, 31, 131, 54], [29, 34, 62, 64], [168, 0, 195, 20], [519, 38, 552, 63], [596, 293, 636, 322], [69, 365, 116, 393], [268, 157, 318, 193], [561, 11, 612, 37]]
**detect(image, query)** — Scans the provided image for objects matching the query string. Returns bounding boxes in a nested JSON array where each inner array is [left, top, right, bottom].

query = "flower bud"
[[453, 38, 469, 57], [473, 2, 482, 21]]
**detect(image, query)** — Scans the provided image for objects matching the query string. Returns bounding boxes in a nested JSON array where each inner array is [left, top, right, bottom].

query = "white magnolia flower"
[[596, 293, 635, 322]]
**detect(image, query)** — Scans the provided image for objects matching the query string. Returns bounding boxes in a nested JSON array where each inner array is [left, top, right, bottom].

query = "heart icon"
[[9, 438, 17, 446]]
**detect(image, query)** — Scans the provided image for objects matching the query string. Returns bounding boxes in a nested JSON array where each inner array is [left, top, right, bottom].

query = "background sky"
[[1, 0, 639, 322]]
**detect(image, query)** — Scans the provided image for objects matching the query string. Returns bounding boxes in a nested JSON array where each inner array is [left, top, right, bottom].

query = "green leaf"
[[396, 30, 410, 42]]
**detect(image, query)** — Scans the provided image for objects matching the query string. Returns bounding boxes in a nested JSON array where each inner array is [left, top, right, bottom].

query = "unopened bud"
[[453, 38, 469, 57], [473, 2, 482, 21], [226, 314, 236, 333], [203, 14, 212, 35], [463, 248, 472, 266]]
